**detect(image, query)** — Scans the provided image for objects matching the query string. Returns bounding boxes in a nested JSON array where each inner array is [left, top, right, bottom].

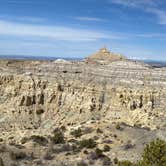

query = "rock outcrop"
[[86, 48, 126, 64]]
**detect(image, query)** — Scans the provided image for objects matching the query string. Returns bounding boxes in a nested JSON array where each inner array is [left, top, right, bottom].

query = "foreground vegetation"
[[117, 138, 166, 166]]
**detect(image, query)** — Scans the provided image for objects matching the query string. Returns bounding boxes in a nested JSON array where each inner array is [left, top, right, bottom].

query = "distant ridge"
[[0, 55, 83, 61]]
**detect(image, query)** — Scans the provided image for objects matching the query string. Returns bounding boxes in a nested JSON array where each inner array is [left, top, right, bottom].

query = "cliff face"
[[0, 59, 166, 165], [0, 60, 166, 134]]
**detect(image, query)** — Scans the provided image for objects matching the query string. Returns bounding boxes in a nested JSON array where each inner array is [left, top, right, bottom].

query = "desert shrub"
[[79, 139, 97, 149], [83, 149, 89, 154], [36, 109, 45, 115], [60, 125, 66, 131], [141, 138, 166, 166], [61, 144, 73, 151], [43, 150, 54, 160], [21, 137, 29, 144], [70, 128, 82, 138], [21, 135, 48, 146], [88, 148, 105, 160], [0, 157, 4, 166], [0, 145, 6, 153], [102, 156, 112, 166], [95, 148, 105, 158], [68, 138, 77, 143], [118, 160, 133, 166], [9, 150, 27, 160], [89, 160, 95, 165], [53, 143, 74, 154], [116, 123, 121, 130], [72, 144, 81, 153], [113, 157, 118, 164], [88, 151, 98, 160], [65, 152, 72, 156], [88, 148, 111, 164], [123, 140, 135, 150], [84, 127, 93, 134], [96, 128, 103, 133], [93, 136, 99, 141], [133, 123, 142, 128], [57, 84, 64, 91], [103, 145, 111, 152], [30, 135, 48, 146], [77, 160, 88, 166], [12, 144, 25, 150], [103, 139, 113, 144], [51, 128, 65, 144]]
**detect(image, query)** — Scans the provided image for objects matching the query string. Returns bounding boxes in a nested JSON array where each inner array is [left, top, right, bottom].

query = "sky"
[[0, 0, 166, 60]]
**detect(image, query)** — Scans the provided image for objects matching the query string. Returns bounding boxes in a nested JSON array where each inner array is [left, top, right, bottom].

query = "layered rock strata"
[[0, 59, 165, 134]]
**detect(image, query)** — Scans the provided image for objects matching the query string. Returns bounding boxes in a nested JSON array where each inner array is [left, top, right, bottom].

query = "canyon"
[[0, 49, 166, 165]]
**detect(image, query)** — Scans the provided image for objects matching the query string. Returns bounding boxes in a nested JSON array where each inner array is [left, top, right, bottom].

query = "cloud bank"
[[0, 20, 113, 41]]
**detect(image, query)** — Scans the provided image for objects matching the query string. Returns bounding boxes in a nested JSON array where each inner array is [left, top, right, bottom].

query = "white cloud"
[[110, 0, 166, 25], [0, 19, 115, 41], [3, 0, 36, 4], [110, 0, 156, 8], [147, 8, 166, 25], [74, 16, 105, 22], [0, 15, 46, 23], [134, 33, 166, 38], [0, 18, 165, 43], [16, 16, 46, 23]]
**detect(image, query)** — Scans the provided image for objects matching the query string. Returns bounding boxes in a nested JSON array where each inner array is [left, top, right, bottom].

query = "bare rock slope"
[[0, 49, 166, 165]]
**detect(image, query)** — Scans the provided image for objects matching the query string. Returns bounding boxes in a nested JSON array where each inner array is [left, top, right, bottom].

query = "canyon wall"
[[0, 60, 166, 135]]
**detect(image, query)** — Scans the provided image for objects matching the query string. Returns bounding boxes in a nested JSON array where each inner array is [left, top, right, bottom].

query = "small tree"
[[141, 138, 166, 166], [116, 139, 166, 166]]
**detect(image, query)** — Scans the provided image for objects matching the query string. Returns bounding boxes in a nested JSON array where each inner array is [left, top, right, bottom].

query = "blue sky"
[[0, 0, 166, 60]]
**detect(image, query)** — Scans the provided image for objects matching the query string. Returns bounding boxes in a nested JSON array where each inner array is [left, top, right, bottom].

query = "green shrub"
[[113, 157, 118, 164], [141, 138, 166, 166], [118, 160, 133, 166], [116, 139, 166, 166], [103, 145, 111, 152], [70, 128, 82, 138], [79, 139, 97, 149], [116, 123, 121, 130], [95, 148, 104, 158], [51, 128, 65, 144]]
